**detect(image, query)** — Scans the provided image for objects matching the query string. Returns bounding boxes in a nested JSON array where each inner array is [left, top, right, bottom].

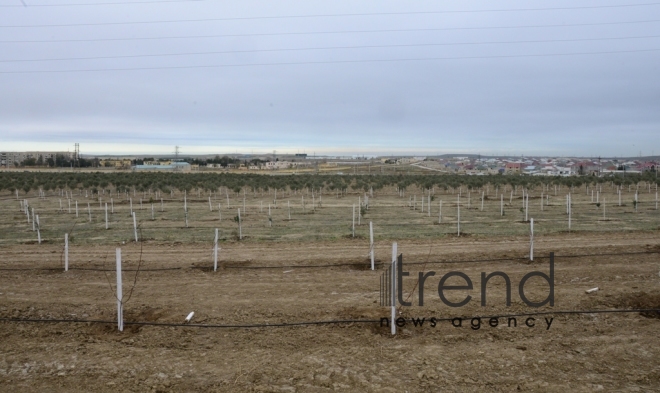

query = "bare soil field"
[[1, 232, 660, 392]]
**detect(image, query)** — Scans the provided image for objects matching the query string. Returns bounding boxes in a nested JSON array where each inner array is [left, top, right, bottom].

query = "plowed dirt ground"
[[1, 231, 660, 392]]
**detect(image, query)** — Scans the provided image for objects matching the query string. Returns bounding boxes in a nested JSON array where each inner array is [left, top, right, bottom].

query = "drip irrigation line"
[[405, 250, 660, 265], [1, 309, 658, 329], [0, 250, 657, 271]]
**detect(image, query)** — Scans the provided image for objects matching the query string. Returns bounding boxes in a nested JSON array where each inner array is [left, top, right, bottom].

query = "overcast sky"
[[1, 0, 659, 157]]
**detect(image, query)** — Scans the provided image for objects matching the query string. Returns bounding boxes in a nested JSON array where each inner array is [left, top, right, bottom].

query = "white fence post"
[[352, 204, 355, 238], [525, 194, 529, 222], [36, 215, 41, 244], [438, 200, 442, 223], [64, 233, 69, 272], [132, 212, 138, 242], [500, 194, 504, 216], [529, 218, 534, 261], [209, 196, 212, 212], [568, 193, 572, 231], [105, 203, 109, 229], [32, 208, 35, 231], [369, 221, 374, 270], [116, 248, 123, 332], [457, 195, 460, 236], [238, 208, 242, 240], [391, 242, 397, 336], [214, 228, 219, 272]]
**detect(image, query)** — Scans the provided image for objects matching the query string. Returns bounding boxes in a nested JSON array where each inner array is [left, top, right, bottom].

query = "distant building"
[[1, 151, 76, 167], [505, 163, 523, 174], [132, 162, 191, 171]]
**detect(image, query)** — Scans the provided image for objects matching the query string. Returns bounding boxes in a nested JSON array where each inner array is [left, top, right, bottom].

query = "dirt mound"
[[614, 292, 660, 319]]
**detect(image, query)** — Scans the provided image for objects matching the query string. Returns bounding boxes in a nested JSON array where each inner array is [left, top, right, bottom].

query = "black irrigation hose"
[[406, 250, 660, 266], [1, 309, 659, 329], [0, 250, 658, 271], [0, 267, 183, 271]]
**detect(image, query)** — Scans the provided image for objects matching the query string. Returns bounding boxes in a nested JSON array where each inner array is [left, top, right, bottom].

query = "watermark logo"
[[380, 253, 554, 308], [379, 252, 555, 331]]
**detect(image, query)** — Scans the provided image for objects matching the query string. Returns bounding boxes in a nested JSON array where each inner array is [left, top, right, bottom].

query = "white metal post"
[[501, 194, 503, 216], [568, 194, 572, 231], [369, 221, 374, 270], [116, 248, 123, 332], [105, 203, 108, 229], [214, 228, 218, 272], [32, 208, 35, 231], [529, 218, 534, 261], [129, 198, 133, 215], [209, 196, 212, 211], [457, 194, 460, 236], [439, 200, 442, 223], [238, 208, 242, 240], [352, 204, 355, 238], [64, 233, 69, 272], [391, 242, 397, 336], [36, 215, 41, 244], [132, 212, 138, 242], [525, 194, 528, 222]]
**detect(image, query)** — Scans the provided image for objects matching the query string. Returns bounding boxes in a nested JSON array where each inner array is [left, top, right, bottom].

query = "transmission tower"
[[74, 143, 80, 168], [174, 146, 180, 161]]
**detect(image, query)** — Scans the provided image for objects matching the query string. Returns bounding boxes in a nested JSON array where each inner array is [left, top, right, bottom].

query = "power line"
[[1, 47, 658, 74], [1, 0, 206, 6], [2, 19, 658, 44], [3, 34, 660, 63], [3, 3, 660, 27]]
